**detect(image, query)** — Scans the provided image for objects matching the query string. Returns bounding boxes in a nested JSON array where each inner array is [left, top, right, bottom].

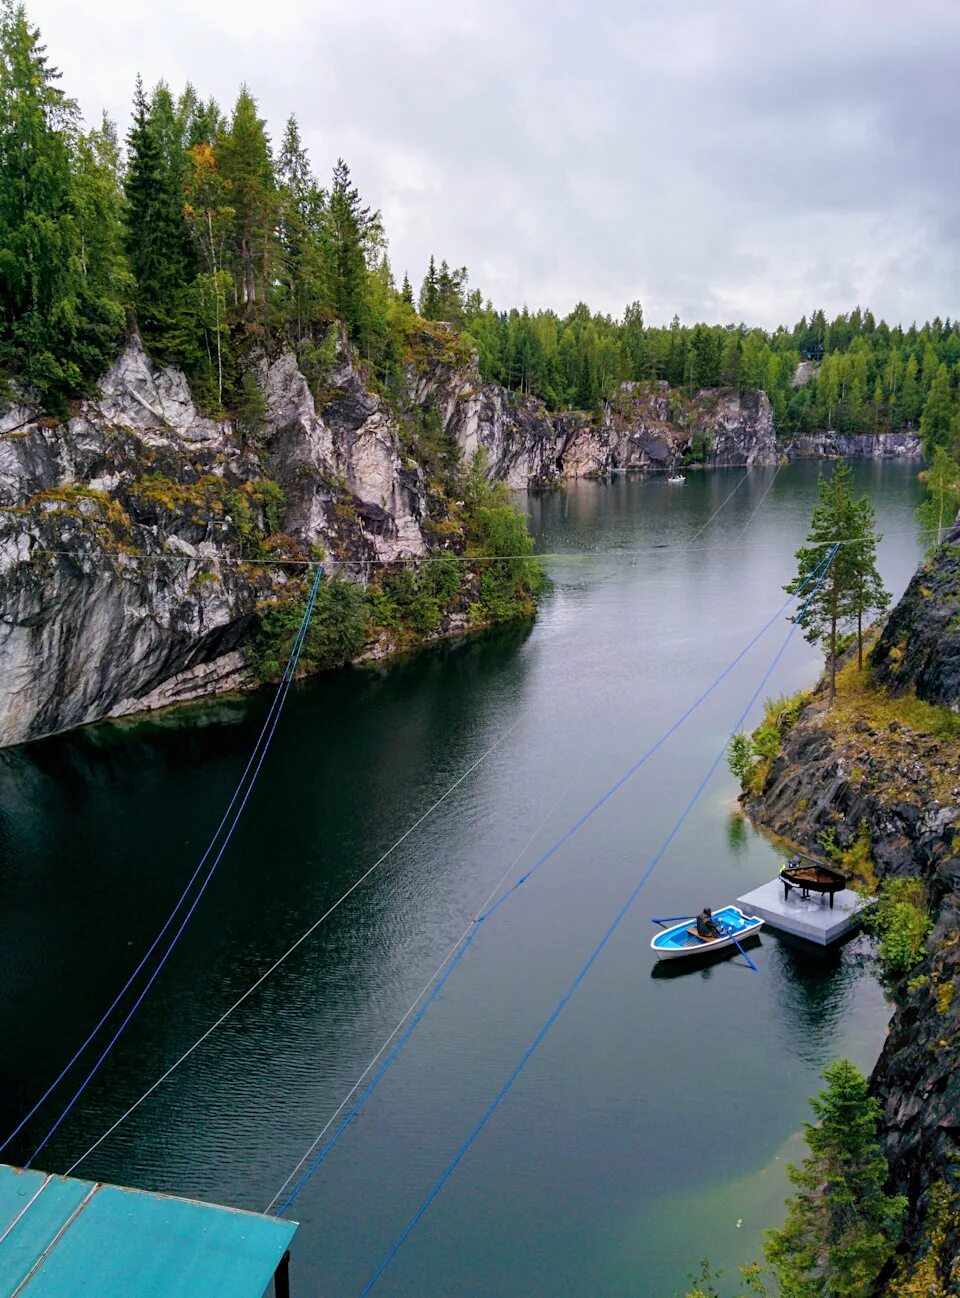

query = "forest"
[[2, 0, 960, 492]]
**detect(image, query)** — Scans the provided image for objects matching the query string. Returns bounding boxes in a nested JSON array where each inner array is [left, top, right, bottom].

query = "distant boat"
[[650, 905, 763, 962], [667, 472, 686, 484]]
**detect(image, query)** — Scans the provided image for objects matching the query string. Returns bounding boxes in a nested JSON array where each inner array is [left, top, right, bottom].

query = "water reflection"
[[768, 930, 876, 1063]]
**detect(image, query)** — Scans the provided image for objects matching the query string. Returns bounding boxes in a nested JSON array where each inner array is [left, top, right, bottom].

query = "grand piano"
[[779, 853, 851, 909]]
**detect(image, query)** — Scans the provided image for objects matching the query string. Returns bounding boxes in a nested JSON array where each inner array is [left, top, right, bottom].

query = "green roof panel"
[[0, 1166, 297, 1298]]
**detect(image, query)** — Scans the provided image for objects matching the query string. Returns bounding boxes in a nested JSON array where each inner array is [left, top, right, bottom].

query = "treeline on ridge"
[[3, 0, 960, 486]]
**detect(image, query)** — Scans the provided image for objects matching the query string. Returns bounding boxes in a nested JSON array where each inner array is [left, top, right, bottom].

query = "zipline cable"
[[736, 460, 784, 540], [681, 470, 749, 550], [61, 711, 525, 1179], [22, 562, 327, 1169], [0, 561, 326, 1164], [269, 544, 836, 1217], [265, 757, 586, 1214], [66, 545, 833, 1187], [356, 545, 839, 1296], [25, 526, 935, 569], [266, 451, 765, 1213]]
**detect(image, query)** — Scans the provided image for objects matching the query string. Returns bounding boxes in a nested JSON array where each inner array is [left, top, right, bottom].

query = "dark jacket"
[[697, 909, 721, 938]]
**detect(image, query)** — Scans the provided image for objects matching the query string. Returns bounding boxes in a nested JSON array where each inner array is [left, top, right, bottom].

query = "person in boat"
[[696, 906, 722, 939]]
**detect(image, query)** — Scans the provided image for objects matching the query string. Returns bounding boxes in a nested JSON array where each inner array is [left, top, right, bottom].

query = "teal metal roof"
[[0, 1165, 297, 1298]]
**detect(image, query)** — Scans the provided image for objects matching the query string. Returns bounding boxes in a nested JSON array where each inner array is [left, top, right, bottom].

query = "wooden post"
[[274, 1250, 291, 1298]]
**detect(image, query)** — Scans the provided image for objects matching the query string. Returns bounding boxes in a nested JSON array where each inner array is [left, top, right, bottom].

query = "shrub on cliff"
[[865, 877, 932, 980], [252, 575, 370, 679], [462, 452, 543, 623], [765, 1059, 907, 1298]]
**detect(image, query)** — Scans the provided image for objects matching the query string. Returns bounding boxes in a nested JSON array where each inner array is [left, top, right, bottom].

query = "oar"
[[716, 922, 760, 974], [650, 915, 695, 927]]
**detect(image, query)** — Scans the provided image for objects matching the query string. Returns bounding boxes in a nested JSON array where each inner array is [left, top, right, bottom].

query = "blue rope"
[[14, 562, 326, 1168], [272, 545, 835, 1218], [356, 545, 839, 1294]]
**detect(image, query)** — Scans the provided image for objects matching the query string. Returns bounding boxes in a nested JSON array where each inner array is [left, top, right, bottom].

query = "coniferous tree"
[[275, 114, 330, 340], [400, 273, 414, 307], [419, 255, 440, 319], [765, 1060, 906, 1298], [124, 77, 198, 365], [786, 463, 861, 701], [327, 158, 380, 342], [0, 0, 121, 407], [847, 493, 889, 668], [73, 114, 129, 307], [219, 87, 276, 316]]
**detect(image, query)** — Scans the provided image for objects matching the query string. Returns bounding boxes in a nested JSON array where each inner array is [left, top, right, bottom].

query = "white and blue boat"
[[650, 905, 763, 962]]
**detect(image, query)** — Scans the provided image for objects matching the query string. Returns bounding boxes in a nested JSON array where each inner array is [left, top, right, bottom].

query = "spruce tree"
[[0, 1, 120, 407], [124, 77, 198, 365], [765, 1060, 906, 1298], [276, 114, 331, 337], [418, 255, 440, 319], [327, 158, 380, 341], [786, 463, 860, 700]]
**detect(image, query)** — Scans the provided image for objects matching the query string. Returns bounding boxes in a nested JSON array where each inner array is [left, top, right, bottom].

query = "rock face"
[[0, 338, 433, 747], [422, 364, 781, 487], [743, 528, 960, 1283], [871, 521, 960, 709], [0, 329, 930, 747], [785, 430, 922, 460]]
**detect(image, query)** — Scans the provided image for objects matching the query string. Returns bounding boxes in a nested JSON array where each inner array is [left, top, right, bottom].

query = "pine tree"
[[0, 1, 120, 407], [847, 493, 889, 668], [765, 1060, 906, 1298], [786, 463, 861, 701], [919, 362, 955, 459], [400, 273, 414, 307], [124, 77, 198, 365]]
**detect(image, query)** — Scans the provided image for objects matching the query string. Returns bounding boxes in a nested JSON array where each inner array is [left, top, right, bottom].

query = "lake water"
[[0, 460, 925, 1296]]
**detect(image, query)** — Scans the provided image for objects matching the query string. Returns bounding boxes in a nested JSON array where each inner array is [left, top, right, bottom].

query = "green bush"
[[252, 576, 370, 680], [866, 877, 932, 979], [727, 731, 754, 784]]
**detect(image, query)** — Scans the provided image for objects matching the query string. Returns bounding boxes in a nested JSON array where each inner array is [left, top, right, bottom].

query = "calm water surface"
[[0, 461, 925, 1295]]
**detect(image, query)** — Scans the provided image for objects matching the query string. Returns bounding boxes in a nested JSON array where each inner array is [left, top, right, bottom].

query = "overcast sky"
[[28, 0, 960, 329]]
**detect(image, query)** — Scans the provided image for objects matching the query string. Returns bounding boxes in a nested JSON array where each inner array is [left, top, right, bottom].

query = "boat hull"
[[650, 905, 763, 962]]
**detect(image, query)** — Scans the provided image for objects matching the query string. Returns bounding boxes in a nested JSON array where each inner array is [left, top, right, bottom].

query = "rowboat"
[[650, 905, 763, 962], [667, 473, 686, 484]]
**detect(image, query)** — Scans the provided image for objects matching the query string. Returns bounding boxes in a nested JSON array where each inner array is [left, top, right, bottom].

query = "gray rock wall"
[[785, 430, 922, 459], [0, 339, 432, 747]]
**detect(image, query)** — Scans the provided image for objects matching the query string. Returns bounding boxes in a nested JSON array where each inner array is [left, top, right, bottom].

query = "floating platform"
[[736, 877, 873, 945], [0, 1164, 297, 1297]]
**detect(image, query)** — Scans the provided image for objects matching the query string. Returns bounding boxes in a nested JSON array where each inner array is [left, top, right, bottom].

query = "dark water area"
[[0, 461, 925, 1295]]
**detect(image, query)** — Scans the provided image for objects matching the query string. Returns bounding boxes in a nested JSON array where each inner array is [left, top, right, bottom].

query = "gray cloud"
[[33, 0, 960, 327]]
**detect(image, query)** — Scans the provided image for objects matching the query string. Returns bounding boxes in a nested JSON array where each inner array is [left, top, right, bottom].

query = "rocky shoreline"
[[742, 522, 960, 1288]]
